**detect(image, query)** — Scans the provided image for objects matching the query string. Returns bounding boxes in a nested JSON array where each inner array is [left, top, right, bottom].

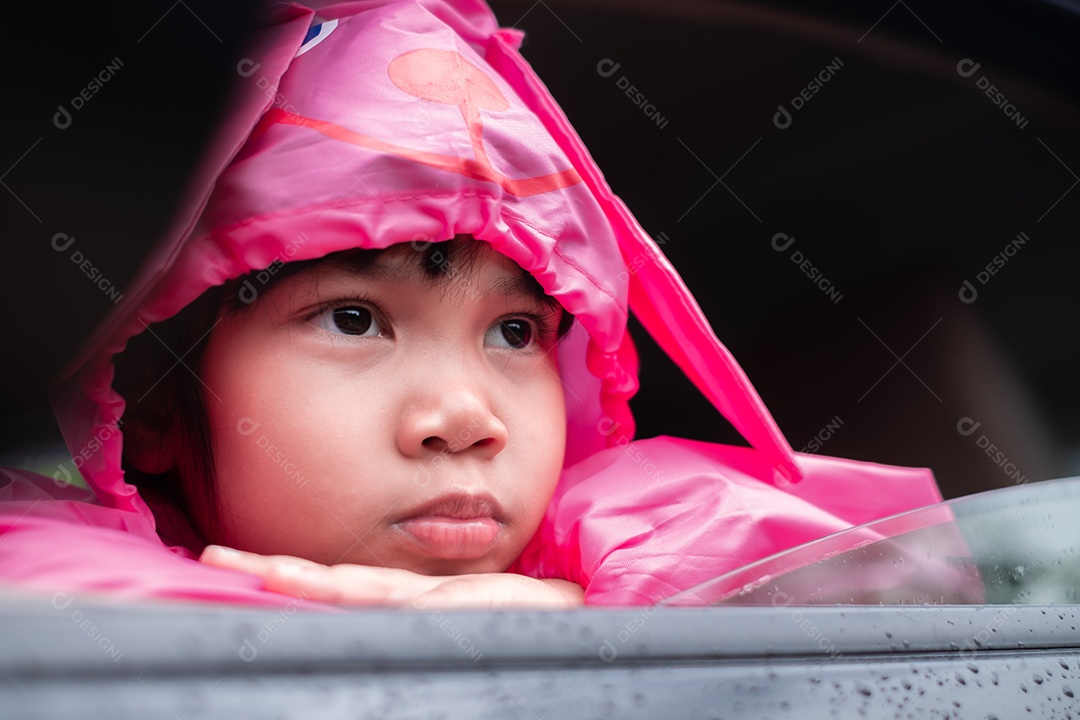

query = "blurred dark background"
[[490, 0, 1080, 499], [1, 0, 264, 470], [3, 0, 1079, 499]]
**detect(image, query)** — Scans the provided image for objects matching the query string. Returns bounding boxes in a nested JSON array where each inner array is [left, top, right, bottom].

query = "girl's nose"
[[396, 387, 508, 460]]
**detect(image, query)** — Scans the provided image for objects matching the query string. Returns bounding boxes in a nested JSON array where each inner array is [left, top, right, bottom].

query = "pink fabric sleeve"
[[0, 469, 323, 608]]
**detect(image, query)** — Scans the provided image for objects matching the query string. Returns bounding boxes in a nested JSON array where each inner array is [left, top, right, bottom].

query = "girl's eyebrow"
[[321, 255, 557, 308], [485, 272, 550, 302], [245, 248, 568, 332]]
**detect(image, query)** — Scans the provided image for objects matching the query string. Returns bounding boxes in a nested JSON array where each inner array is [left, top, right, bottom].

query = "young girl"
[[0, 0, 942, 608]]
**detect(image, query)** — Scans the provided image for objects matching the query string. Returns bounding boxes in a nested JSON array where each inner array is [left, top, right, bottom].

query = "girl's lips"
[[393, 494, 503, 559], [395, 517, 501, 559]]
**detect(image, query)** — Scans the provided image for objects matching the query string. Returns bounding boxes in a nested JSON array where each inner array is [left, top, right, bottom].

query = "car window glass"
[[666, 477, 1080, 606]]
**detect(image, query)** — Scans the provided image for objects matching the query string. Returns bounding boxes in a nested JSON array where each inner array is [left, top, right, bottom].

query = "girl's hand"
[[200, 545, 584, 609]]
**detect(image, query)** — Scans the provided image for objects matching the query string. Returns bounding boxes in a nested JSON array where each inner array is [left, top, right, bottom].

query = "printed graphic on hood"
[[251, 47, 582, 197]]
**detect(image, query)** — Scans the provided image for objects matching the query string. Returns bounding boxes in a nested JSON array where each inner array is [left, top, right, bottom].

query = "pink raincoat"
[[0, 0, 942, 606]]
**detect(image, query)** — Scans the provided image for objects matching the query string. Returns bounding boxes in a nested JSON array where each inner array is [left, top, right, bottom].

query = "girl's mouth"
[[393, 493, 503, 559]]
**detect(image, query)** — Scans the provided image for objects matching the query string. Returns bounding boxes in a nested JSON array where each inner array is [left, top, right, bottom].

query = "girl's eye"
[[487, 318, 535, 349], [312, 305, 384, 337]]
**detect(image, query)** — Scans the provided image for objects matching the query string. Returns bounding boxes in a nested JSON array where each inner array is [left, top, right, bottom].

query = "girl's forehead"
[[265, 240, 550, 305]]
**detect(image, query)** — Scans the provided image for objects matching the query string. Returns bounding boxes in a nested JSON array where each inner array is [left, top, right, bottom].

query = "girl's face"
[[196, 243, 566, 575]]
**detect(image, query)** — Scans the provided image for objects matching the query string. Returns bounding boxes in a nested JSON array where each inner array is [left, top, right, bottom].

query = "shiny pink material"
[[0, 0, 941, 606]]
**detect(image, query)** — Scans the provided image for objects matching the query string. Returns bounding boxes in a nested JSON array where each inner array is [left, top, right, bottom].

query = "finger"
[[264, 563, 439, 606], [199, 545, 322, 575], [415, 575, 585, 609]]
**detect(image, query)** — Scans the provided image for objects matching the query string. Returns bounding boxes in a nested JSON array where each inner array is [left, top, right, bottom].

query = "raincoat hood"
[[1, 0, 948, 606], [58, 0, 640, 521]]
